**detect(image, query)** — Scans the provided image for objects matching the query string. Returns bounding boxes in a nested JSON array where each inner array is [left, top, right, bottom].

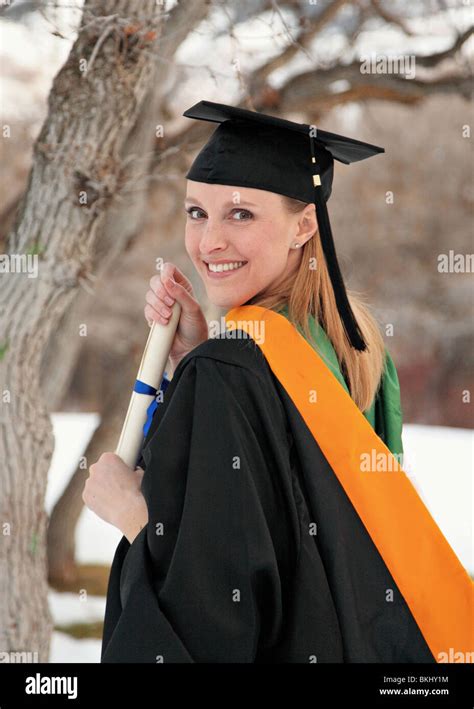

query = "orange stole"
[[225, 305, 473, 662]]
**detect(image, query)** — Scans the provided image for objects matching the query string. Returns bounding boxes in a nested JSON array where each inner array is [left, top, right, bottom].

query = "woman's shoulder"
[[166, 332, 289, 430], [176, 331, 271, 380]]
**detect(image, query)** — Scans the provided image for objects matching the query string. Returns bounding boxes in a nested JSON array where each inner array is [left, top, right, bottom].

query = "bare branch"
[[250, 0, 348, 87], [158, 0, 211, 61], [369, 0, 414, 36], [277, 63, 473, 114], [81, 15, 117, 77], [416, 26, 474, 67], [269, 0, 313, 63]]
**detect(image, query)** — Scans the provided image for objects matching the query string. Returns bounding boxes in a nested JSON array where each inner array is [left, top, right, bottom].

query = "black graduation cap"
[[182, 100, 385, 351]]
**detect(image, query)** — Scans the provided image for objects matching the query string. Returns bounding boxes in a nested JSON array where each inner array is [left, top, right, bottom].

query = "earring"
[[293, 242, 302, 248]]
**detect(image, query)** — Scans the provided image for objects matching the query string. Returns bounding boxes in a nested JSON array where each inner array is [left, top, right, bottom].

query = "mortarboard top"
[[183, 100, 385, 351], [183, 100, 383, 165]]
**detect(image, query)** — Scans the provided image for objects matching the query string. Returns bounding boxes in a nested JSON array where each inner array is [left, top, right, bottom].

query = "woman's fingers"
[[157, 262, 194, 296], [144, 299, 174, 329], [144, 304, 164, 326], [161, 276, 200, 314], [149, 274, 176, 305], [144, 263, 208, 362], [149, 265, 199, 316], [145, 288, 172, 316]]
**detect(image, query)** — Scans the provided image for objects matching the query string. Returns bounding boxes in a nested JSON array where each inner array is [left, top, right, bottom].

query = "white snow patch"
[[49, 632, 101, 663]]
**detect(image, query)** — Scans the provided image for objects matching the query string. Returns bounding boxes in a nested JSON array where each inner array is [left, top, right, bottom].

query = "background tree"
[[0, 0, 168, 661], [0, 0, 472, 652]]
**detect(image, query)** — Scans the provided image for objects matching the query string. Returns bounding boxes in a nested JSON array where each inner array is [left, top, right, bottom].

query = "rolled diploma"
[[115, 302, 181, 468]]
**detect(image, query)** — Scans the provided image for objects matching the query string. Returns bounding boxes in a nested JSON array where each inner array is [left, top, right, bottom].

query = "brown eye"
[[232, 209, 253, 221], [186, 207, 206, 219]]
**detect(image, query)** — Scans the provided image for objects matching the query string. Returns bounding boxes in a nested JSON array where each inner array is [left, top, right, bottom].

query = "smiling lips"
[[204, 260, 248, 278]]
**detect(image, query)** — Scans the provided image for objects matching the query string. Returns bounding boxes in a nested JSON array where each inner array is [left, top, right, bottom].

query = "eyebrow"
[[184, 197, 259, 208]]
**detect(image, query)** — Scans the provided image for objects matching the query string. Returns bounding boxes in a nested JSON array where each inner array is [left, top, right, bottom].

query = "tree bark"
[[0, 0, 163, 660], [45, 0, 212, 588]]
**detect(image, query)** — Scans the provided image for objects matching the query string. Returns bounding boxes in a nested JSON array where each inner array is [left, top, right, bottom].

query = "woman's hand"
[[144, 262, 208, 373], [82, 452, 149, 544]]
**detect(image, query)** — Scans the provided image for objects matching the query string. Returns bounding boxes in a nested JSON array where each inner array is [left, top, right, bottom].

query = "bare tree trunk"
[[0, 0, 163, 660], [39, 77, 164, 412], [45, 0, 212, 588]]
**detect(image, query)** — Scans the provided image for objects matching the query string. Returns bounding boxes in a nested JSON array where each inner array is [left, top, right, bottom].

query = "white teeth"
[[207, 261, 246, 273]]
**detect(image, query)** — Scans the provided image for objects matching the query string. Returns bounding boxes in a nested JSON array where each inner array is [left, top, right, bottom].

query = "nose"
[[198, 218, 227, 255]]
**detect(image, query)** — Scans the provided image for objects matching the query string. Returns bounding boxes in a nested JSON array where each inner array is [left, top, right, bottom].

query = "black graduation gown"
[[101, 332, 436, 663]]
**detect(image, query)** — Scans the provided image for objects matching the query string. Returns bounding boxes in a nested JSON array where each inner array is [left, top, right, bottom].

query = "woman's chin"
[[210, 297, 242, 311], [207, 289, 250, 311]]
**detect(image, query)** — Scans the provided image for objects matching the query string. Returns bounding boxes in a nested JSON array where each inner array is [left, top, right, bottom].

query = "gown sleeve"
[[373, 348, 404, 458], [101, 350, 297, 663]]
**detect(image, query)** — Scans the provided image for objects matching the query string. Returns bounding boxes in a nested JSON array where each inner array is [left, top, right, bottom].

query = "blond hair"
[[247, 195, 386, 412]]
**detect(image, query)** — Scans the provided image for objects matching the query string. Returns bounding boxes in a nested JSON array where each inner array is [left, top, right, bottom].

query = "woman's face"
[[184, 181, 317, 310]]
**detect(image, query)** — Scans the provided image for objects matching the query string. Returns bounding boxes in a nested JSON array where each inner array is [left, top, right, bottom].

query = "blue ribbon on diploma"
[[133, 374, 171, 437], [133, 380, 158, 397]]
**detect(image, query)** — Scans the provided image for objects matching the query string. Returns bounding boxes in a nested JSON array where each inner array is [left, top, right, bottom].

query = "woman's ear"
[[297, 203, 318, 241]]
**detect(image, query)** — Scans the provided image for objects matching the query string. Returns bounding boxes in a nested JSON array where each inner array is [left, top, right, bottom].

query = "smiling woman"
[[183, 184, 315, 312], [93, 100, 473, 664]]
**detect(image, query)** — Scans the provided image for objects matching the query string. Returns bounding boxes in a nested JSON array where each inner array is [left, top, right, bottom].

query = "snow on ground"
[[47, 413, 473, 664], [49, 592, 105, 663], [50, 633, 101, 664], [49, 591, 106, 627], [402, 425, 473, 577], [47, 414, 117, 662], [45, 413, 123, 567]]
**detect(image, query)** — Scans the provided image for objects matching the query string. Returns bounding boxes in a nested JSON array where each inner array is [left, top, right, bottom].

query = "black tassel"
[[312, 186, 367, 352]]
